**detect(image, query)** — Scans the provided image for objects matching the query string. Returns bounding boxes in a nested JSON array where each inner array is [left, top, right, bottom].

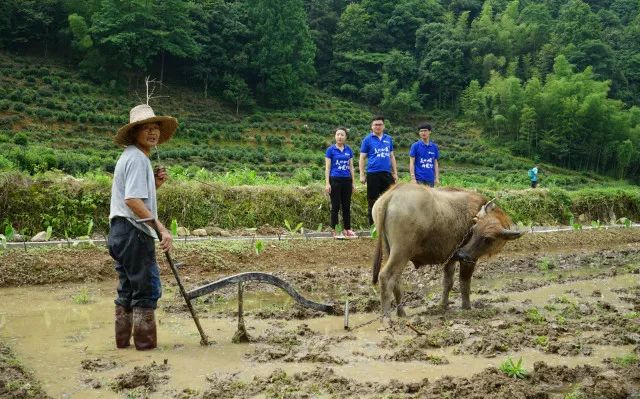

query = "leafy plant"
[[0, 234, 6, 250], [371, 225, 378, 239], [572, 223, 582, 231], [254, 239, 264, 256], [335, 223, 344, 235], [45, 225, 53, 241], [613, 353, 638, 367], [170, 219, 178, 237], [4, 224, 14, 241], [72, 287, 90, 304], [590, 220, 602, 229], [537, 257, 555, 272], [534, 335, 548, 346], [525, 307, 546, 324], [619, 217, 632, 228], [283, 219, 303, 236], [86, 219, 94, 237], [499, 357, 527, 379]]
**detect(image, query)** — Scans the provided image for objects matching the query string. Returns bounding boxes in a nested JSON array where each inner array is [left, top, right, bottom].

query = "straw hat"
[[114, 104, 178, 146]]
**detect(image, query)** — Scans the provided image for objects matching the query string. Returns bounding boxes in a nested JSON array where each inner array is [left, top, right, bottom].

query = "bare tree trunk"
[[160, 51, 165, 82]]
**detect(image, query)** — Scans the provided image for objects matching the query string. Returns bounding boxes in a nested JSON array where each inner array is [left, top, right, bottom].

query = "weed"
[[371, 225, 378, 239], [170, 219, 178, 237], [72, 287, 90, 304], [283, 219, 303, 236], [45, 225, 52, 240], [254, 240, 264, 255], [564, 386, 586, 399], [537, 257, 555, 272], [525, 307, 546, 324], [623, 312, 639, 319], [590, 220, 602, 229], [499, 357, 527, 379], [534, 335, 548, 346], [613, 353, 638, 367]]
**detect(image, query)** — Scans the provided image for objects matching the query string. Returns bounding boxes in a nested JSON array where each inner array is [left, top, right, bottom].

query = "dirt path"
[[0, 228, 639, 398]]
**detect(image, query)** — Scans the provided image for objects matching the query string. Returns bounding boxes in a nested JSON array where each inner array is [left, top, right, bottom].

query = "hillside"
[[0, 52, 628, 191]]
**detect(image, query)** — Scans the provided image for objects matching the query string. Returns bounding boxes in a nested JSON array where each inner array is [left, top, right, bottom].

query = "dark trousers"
[[366, 171, 394, 225], [416, 179, 434, 187], [329, 177, 352, 230], [531, 180, 538, 188], [108, 217, 162, 309]]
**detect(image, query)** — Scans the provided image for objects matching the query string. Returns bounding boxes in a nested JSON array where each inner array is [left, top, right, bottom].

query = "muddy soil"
[[1, 228, 639, 398], [0, 342, 50, 399]]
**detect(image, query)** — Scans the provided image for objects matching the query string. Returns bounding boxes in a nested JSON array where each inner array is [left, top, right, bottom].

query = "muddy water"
[[0, 273, 636, 398]]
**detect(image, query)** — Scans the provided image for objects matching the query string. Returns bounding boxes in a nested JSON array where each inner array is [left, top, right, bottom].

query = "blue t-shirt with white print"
[[360, 133, 394, 173], [325, 144, 353, 178], [409, 140, 439, 184]]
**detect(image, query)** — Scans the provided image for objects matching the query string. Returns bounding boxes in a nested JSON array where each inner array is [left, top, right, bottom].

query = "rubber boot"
[[133, 308, 157, 350], [115, 305, 133, 348]]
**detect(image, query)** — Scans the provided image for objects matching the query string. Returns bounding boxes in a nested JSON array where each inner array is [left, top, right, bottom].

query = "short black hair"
[[418, 122, 432, 131], [334, 126, 348, 137], [371, 115, 385, 123]]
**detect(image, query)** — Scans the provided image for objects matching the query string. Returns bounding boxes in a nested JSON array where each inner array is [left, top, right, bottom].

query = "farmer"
[[528, 164, 539, 188], [409, 122, 439, 187], [108, 104, 176, 350], [325, 127, 357, 238], [359, 115, 398, 225]]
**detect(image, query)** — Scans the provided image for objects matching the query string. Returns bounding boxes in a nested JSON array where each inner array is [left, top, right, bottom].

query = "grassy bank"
[[1, 170, 637, 239]]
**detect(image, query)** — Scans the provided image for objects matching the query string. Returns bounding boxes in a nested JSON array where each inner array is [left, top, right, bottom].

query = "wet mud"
[[0, 228, 639, 398]]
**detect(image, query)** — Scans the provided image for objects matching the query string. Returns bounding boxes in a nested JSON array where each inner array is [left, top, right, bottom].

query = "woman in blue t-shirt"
[[325, 127, 357, 238]]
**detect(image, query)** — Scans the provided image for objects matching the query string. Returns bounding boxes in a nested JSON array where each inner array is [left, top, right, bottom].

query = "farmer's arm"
[[435, 159, 440, 186], [125, 198, 173, 253]]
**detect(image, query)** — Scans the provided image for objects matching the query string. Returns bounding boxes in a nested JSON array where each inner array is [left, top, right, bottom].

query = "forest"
[[1, 0, 640, 179]]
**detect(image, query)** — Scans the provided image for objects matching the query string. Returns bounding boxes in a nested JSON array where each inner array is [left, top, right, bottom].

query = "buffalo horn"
[[500, 229, 524, 240]]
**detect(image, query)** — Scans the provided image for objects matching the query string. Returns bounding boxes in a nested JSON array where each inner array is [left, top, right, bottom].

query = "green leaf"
[[371, 225, 378, 239], [86, 219, 94, 237], [45, 226, 53, 241], [170, 219, 178, 237], [4, 225, 14, 241], [254, 240, 264, 255]]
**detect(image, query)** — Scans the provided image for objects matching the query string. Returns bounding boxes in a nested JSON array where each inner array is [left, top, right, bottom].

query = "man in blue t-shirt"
[[359, 115, 397, 225], [409, 122, 439, 187]]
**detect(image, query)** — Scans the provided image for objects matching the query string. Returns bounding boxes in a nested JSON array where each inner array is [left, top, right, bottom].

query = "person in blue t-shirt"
[[409, 122, 440, 187], [359, 115, 397, 225], [325, 127, 357, 238]]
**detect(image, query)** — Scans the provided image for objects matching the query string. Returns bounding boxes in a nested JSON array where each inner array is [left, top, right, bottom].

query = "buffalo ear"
[[485, 199, 497, 212], [499, 229, 525, 240]]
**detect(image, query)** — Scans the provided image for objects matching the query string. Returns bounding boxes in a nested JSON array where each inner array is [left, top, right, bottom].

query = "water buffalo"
[[372, 183, 524, 317]]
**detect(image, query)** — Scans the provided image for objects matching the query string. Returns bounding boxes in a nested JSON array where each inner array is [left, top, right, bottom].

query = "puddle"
[[0, 273, 637, 398]]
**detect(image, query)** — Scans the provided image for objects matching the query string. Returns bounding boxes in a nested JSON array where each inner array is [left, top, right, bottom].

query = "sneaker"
[[332, 230, 345, 239], [344, 229, 357, 238]]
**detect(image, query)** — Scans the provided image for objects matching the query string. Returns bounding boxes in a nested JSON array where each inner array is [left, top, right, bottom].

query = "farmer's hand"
[[325, 183, 331, 194], [352, 184, 356, 192], [159, 229, 173, 253], [392, 172, 398, 182], [154, 167, 168, 189], [360, 174, 366, 185]]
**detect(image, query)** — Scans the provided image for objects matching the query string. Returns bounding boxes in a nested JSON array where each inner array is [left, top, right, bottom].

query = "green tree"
[[248, 0, 316, 106]]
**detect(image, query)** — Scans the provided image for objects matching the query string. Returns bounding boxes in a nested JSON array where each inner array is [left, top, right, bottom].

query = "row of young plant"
[[0, 170, 637, 241]]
